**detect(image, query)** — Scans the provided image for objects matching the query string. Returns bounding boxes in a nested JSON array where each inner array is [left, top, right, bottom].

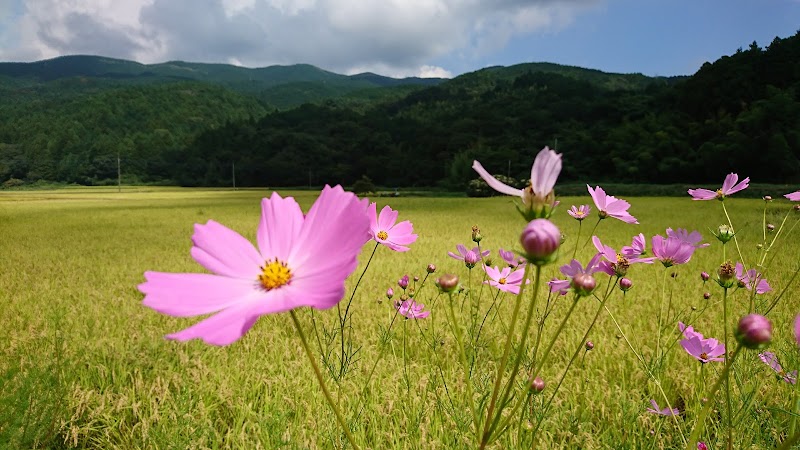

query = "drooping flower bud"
[[735, 314, 772, 349], [619, 278, 633, 292], [571, 273, 597, 297], [520, 219, 561, 265], [386, 288, 394, 299], [716, 261, 737, 288], [585, 341, 594, 351], [426, 264, 436, 274], [471, 225, 483, 243], [700, 271, 709, 282], [398, 275, 409, 290], [436, 274, 459, 293], [715, 224, 735, 244], [531, 376, 545, 393]]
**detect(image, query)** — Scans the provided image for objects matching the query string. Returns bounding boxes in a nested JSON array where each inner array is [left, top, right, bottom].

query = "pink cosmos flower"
[[688, 173, 750, 200], [786, 190, 800, 201], [483, 265, 526, 294], [395, 300, 431, 319], [758, 351, 797, 384], [592, 236, 654, 276], [568, 205, 591, 221], [587, 185, 638, 224], [498, 248, 523, 268], [679, 322, 700, 339], [666, 228, 710, 249], [368, 203, 417, 252], [621, 233, 647, 258], [734, 263, 772, 294], [681, 333, 726, 363], [646, 399, 680, 416], [651, 234, 697, 267], [448, 244, 490, 267], [473, 147, 562, 219], [139, 185, 370, 346], [547, 253, 604, 296]]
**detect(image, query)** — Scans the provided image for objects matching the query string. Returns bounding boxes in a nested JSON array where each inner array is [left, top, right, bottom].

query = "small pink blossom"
[[688, 173, 750, 200], [448, 244, 489, 268], [681, 332, 726, 363], [735, 263, 772, 294], [368, 203, 418, 252], [395, 300, 431, 319], [759, 351, 797, 384], [786, 190, 800, 201], [547, 253, 604, 297], [592, 236, 654, 277], [568, 204, 591, 221], [646, 399, 680, 416], [651, 234, 696, 267], [621, 233, 647, 258], [483, 265, 526, 294], [498, 248, 523, 268], [678, 322, 700, 339], [587, 185, 638, 224], [666, 228, 710, 249]]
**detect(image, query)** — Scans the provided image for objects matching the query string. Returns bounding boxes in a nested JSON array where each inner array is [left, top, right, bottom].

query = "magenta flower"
[[483, 265, 526, 294], [395, 299, 431, 319], [666, 228, 710, 249], [758, 351, 797, 384], [473, 147, 562, 219], [398, 274, 410, 290], [679, 322, 700, 339], [786, 190, 800, 201], [681, 333, 726, 363], [735, 263, 772, 294], [498, 248, 523, 268], [568, 204, 591, 221], [646, 399, 680, 416], [592, 236, 654, 276], [547, 253, 604, 297], [621, 233, 647, 258], [651, 234, 696, 267], [448, 244, 489, 268], [688, 173, 750, 200], [587, 185, 638, 224], [139, 185, 370, 346], [368, 203, 417, 252]]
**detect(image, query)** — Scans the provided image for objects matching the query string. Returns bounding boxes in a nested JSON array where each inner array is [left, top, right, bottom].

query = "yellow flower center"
[[715, 188, 724, 199], [499, 277, 507, 285], [258, 259, 292, 291], [377, 230, 389, 240]]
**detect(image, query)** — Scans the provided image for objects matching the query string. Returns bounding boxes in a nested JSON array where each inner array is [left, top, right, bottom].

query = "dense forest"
[[1, 31, 799, 189]]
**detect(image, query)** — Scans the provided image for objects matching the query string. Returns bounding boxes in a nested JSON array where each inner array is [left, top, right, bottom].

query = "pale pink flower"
[[592, 236, 654, 277], [688, 173, 750, 200], [448, 244, 489, 268], [651, 234, 697, 267], [547, 253, 604, 296], [621, 233, 647, 257], [368, 203, 417, 252], [483, 265, 526, 294], [646, 399, 680, 416], [568, 205, 591, 221], [587, 185, 638, 224], [759, 351, 797, 384], [666, 228, 710, 249], [786, 190, 800, 201], [735, 263, 772, 294], [139, 185, 370, 346], [395, 300, 431, 319], [679, 322, 700, 339], [498, 248, 523, 268], [681, 333, 726, 363]]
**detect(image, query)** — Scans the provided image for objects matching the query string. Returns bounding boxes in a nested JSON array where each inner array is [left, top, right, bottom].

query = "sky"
[[0, 0, 798, 79]]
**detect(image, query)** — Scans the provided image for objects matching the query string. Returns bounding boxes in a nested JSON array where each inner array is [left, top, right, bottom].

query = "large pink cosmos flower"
[[139, 185, 370, 346], [688, 173, 750, 201], [483, 265, 526, 294], [368, 203, 417, 252], [734, 262, 772, 294], [666, 228, 710, 249], [651, 234, 697, 267], [587, 185, 638, 224], [680, 332, 726, 363], [395, 300, 431, 319], [473, 147, 562, 219], [759, 351, 797, 384], [786, 191, 800, 201], [646, 399, 680, 416]]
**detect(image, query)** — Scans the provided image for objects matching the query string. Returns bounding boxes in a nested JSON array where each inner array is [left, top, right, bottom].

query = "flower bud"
[[756, 244, 763, 250], [571, 273, 597, 297], [426, 264, 436, 274], [531, 376, 545, 393], [471, 225, 483, 243], [700, 271, 710, 282], [715, 224, 735, 244], [520, 219, 561, 265], [585, 341, 594, 351], [735, 314, 772, 349], [703, 292, 711, 300], [484, 257, 494, 267], [795, 204, 800, 212], [464, 250, 479, 269], [413, 276, 419, 282], [716, 261, 737, 288], [398, 275, 409, 290], [386, 288, 394, 299], [767, 223, 775, 232], [698, 442, 708, 450], [764, 196, 772, 202], [619, 278, 633, 292], [436, 273, 459, 293]]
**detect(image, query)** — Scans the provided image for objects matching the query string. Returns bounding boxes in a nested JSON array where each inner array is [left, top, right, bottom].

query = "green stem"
[[686, 343, 742, 450], [338, 242, 380, 378], [721, 201, 745, 267], [531, 296, 580, 381], [290, 310, 360, 450], [655, 268, 668, 365], [581, 218, 602, 250], [353, 308, 401, 422], [722, 287, 733, 450], [572, 220, 583, 260], [446, 291, 482, 441]]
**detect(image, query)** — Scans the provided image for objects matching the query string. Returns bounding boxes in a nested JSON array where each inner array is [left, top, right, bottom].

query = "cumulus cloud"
[[1, 0, 599, 77]]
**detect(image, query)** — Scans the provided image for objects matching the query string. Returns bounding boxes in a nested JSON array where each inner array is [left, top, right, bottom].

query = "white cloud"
[[0, 0, 599, 77], [418, 65, 452, 78]]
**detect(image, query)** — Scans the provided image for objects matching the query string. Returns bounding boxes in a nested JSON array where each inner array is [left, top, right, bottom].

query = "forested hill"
[[1, 31, 799, 189]]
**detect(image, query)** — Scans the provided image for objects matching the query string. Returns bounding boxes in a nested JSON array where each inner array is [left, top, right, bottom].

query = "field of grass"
[[1, 186, 799, 449]]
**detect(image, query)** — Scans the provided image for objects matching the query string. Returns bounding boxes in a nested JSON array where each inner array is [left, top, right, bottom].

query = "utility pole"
[[117, 152, 121, 193], [232, 162, 236, 191]]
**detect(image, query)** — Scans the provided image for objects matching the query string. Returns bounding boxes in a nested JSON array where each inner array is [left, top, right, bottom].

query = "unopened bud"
[[619, 278, 633, 292], [386, 288, 394, 299], [767, 223, 775, 232], [426, 264, 436, 274], [398, 275, 409, 289], [464, 251, 479, 269], [413, 276, 419, 282], [471, 225, 483, 243], [700, 271, 710, 282], [436, 274, 459, 293], [715, 224, 735, 243], [717, 261, 737, 288], [520, 219, 561, 265], [585, 341, 594, 351], [531, 376, 545, 393], [764, 196, 772, 202], [571, 273, 597, 297], [703, 292, 711, 300], [735, 314, 772, 349]]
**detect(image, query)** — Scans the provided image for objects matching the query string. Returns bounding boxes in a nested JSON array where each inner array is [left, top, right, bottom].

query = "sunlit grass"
[[1, 187, 798, 449]]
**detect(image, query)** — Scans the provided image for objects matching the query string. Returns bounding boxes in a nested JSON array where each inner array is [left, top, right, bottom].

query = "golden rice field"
[[1, 186, 799, 449]]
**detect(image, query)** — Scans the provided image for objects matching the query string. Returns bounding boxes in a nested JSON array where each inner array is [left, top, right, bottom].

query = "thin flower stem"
[[290, 310, 360, 450], [353, 308, 401, 422], [530, 296, 579, 382], [446, 291, 482, 441], [338, 242, 380, 377], [402, 319, 409, 393], [686, 343, 742, 450], [572, 220, 583, 260], [722, 287, 733, 450], [721, 202, 745, 267], [478, 263, 533, 449], [655, 268, 668, 364], [581, 218, 602, 249]]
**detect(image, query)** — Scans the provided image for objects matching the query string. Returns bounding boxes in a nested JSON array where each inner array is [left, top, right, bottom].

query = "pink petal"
[[257, 192, 304, 262], [727, 176, 750, 195], [721, 173, 738, 193], [688, 188, 717, 200], [378, 205, 399, 231], [531, 147, 562, 194], [484, 265, 501, 281], [140, 272, 260, 317], [785, 190, 800, 201], [473, 160, 523, 197], [166, 301, 262, 346], [368, 202, 379, 233], [587, 185, 606, 209], [190, 220, 263, 279]]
